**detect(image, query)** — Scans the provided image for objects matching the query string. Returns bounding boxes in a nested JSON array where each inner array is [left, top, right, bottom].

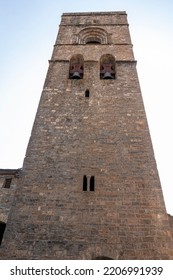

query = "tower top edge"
[[62, 11, 127, 17]]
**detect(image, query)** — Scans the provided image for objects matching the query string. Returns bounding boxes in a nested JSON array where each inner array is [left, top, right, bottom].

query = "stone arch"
[[100, 54, 116, 79], [69, 54, 84, 79], [77, 28, 109, 44]]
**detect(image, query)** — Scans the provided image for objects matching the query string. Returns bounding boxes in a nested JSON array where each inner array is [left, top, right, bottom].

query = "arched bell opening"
[[69, 54, 84, 79], [100, 54, 116, 79]]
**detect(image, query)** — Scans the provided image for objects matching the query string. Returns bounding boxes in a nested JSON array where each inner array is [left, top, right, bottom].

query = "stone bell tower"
[[0, 12, 172, 259]]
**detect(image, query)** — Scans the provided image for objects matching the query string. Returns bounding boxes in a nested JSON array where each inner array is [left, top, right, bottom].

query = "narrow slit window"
[[0, 222, 6, 245], [90, 176, 95, 191], [3, 178, 12, 188], [85, 89, 90, 98], [83, 175, 87, 191]]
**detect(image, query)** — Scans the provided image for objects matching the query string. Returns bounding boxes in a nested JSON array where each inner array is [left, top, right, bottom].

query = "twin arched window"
[[69, 54, 116, 80]]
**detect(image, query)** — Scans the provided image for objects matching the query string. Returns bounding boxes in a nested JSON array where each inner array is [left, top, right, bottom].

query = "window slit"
[[83, 175, 87, 191], [85, 89, 90, 98], [90, 176, 95, 191]]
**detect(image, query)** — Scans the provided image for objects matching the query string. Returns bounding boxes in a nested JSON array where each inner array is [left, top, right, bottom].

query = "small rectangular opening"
[[3, 178, 12, 188]]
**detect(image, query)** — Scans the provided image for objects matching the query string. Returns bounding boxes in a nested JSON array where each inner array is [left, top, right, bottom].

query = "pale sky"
[[0, 0, 173, 215]]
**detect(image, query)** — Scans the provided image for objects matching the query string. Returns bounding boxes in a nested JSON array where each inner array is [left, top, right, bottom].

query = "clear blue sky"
[[0, 0, 173, 214]]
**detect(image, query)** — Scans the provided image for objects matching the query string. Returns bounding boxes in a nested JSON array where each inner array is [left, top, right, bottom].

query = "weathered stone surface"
[[0, 12, 172, 259], [0, 169, 21, 223]]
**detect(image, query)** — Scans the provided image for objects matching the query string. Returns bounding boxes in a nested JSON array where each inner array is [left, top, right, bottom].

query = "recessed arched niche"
[[77, 27, 109, 44]]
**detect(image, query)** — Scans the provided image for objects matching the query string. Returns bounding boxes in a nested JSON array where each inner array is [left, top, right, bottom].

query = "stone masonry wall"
[[0, 169, 20, 246]]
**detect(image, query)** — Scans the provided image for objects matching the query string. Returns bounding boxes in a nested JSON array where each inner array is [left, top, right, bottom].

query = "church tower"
[[0, 12, 172, 259]]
